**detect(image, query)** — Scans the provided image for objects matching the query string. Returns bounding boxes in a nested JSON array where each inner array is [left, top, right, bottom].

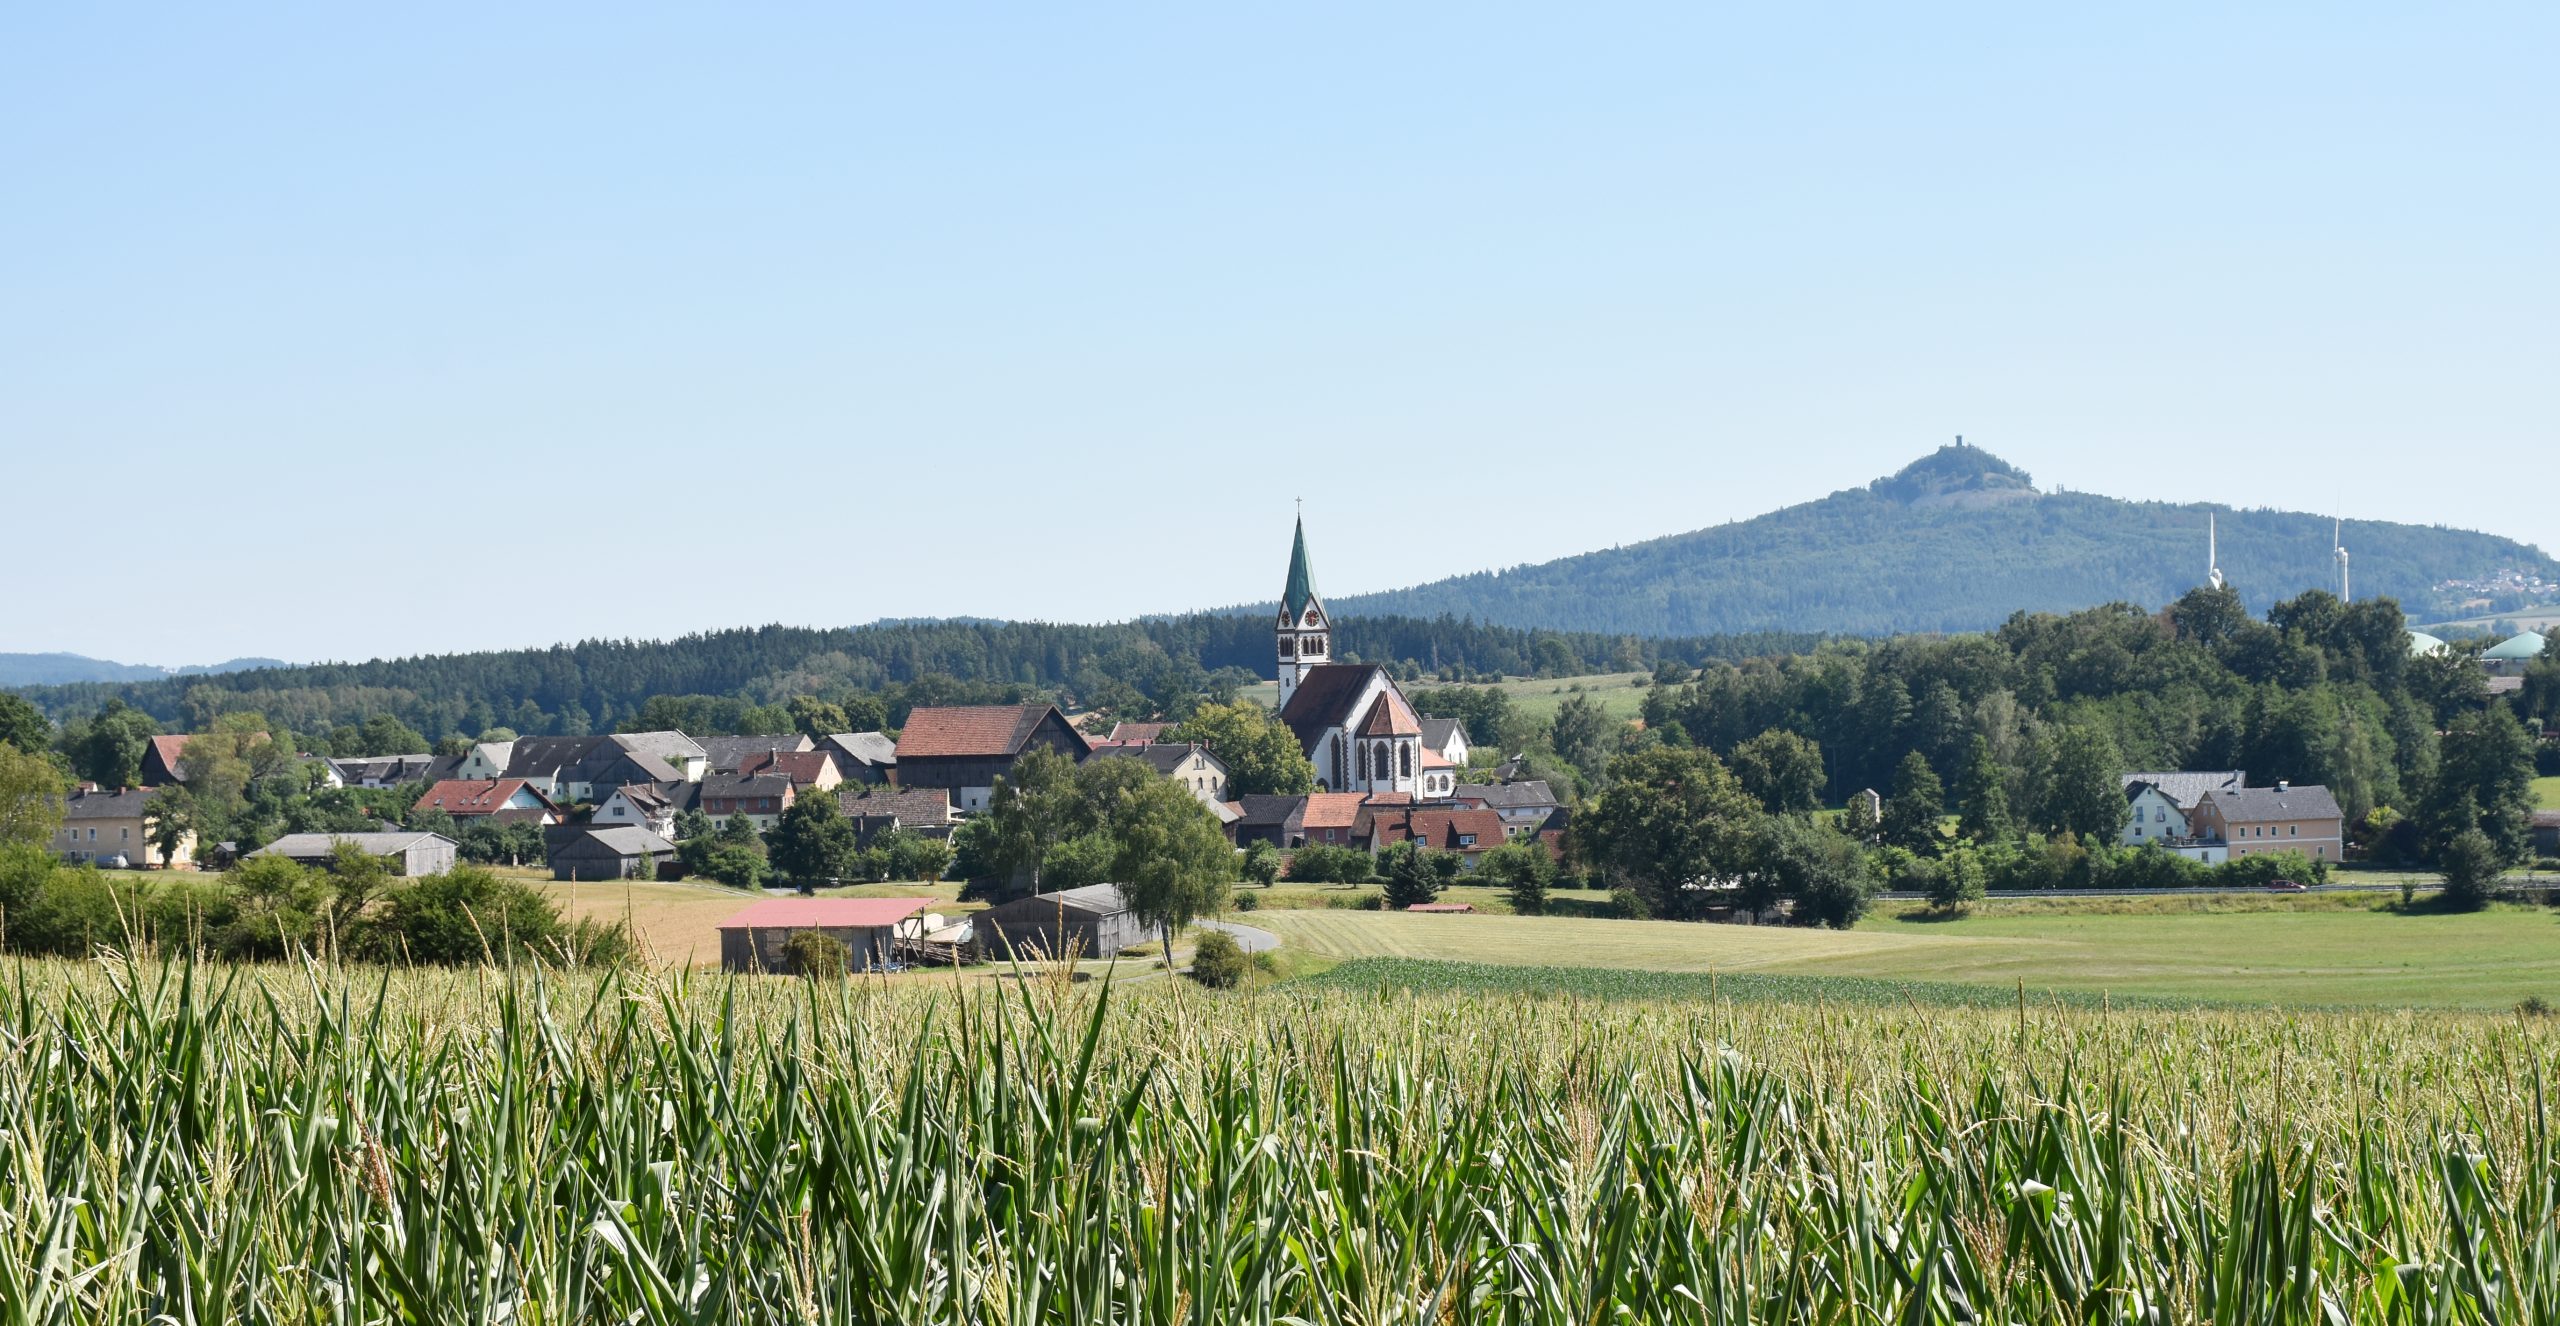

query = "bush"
[[2213, 851, 2328, 890], [1283, 844, 1373, 884], [353, 867, 620, 966], [1188, 929, 1248, 989], [1229, 890, 1260, 912], [2438, 830, 2501, 913], [1477, 842, 1555, 915], [780, 929, 849, 979]]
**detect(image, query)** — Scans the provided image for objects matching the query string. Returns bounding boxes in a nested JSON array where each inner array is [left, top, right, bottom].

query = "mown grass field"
[[1249, 898, 2560, 1009], [11, 957, 2560, 1322]]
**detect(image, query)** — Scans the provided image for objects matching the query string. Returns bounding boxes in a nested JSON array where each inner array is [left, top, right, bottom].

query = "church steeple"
[[1276, 514, 1330, 706]]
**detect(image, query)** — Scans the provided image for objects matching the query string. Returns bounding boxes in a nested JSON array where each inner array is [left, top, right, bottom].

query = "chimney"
[[2275, 780, 2290, 793]]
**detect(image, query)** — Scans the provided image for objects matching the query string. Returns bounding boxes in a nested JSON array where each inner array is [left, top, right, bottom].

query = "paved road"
[[1195, 920, 1279, 953]]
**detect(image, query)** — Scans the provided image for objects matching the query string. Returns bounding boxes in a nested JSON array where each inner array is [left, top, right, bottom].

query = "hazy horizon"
[[7, 5, 2553, 663]]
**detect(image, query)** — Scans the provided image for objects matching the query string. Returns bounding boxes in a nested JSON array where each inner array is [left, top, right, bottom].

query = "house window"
[[1458, 834, 1475, 847], [2289, 825, 2297, 836]]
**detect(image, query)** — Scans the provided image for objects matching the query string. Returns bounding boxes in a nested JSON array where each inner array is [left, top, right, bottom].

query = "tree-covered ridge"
[[8, 614, 1821, 742], [1334, 448, 2558, 636]]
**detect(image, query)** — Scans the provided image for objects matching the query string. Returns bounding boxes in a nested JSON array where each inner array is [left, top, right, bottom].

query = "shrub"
[[1229, 890, 1260, 912], [780, 930, 849, 979], [2438, 830, 2501, 913], [2522, 994, 2555, 1018], [1188, 929, 1248, 989], [1477, 842, 1554, 915], [1283, 844, 1373, 884], [354, 867, 611, 966]]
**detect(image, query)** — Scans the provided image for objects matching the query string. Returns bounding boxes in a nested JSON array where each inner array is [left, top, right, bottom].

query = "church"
[[1271, 518, 1453, 799]]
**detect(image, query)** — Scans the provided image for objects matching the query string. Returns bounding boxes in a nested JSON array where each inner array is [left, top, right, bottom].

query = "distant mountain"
[[0, 653, 287, 687], [1334, 445, 2559, 636]]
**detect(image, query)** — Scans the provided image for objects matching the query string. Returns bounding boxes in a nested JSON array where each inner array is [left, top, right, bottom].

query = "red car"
[[2265, 879, 2308, 893]]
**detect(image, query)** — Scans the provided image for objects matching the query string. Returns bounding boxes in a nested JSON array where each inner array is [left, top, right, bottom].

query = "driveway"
[[1196, 920, 1279, 954]]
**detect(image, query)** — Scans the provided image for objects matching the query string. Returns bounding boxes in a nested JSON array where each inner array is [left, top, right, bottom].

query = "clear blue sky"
[[5, 4, 2552, 665]]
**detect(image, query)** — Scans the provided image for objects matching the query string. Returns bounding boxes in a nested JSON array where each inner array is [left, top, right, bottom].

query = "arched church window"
[[1309, 635, 1325, 655], [1279, 637, 1294, 657], [1399, 744, 1412, 777], [1370, 745, 1386, 782]]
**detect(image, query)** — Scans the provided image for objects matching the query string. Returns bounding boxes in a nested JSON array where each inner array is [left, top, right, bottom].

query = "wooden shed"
[[716, 897, 935, 974], [549, 826, 677, 881], [973, 884, 1146, 960]]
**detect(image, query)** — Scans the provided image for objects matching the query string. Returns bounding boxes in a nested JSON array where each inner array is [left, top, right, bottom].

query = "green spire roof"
[[1281, 516, 1319, 619]]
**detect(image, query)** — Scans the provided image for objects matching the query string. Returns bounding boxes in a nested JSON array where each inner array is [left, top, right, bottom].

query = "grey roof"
[[555, 825, 676, 858], [2121, 771, 2246, 811], [1086, 743, 1224, 776], [2202, 784, 2343, 824], [1418, 717, 1465, 751], [64, 788, 156, 820], [614, 731, 706, 766], [702, 771, 793, 799], [983, 883, 1131, 919], [835, 787, 953, 826], [701, 733, 814, 770], [1457, 780, 1558, 811], [822, 731, 897, 768], [329, 753, 448, 784], [251, 831, 453, 859], [1234, 794, 1306, 828], [506, 736, 678, 788]]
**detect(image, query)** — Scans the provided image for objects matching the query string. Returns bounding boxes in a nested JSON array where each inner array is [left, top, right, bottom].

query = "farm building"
[[249, 832, 456, 877], [716, 897, 935, 974], [973, 884, 1146, 960], [549, 826, 678, 881]]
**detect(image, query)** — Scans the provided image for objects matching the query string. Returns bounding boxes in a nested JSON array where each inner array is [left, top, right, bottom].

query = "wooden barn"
[[973, 884, 1146, 960], [716, 897, 935, 974]]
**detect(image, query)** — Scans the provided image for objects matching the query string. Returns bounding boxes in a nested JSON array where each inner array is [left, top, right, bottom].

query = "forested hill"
[[7, 614, 1817, 742], [1333, 446, 2557, 636]]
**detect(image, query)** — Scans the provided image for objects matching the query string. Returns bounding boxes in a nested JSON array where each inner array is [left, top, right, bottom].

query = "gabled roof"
[[836, 787, 954, 827], [1276, 664, 1393, 752], [822, 731, 897, 768], [145, 735, 192, 782], [1362, 806, 1509, 851], [701, 772, 794, 801], [981, 883, 1131, 920], [556, 825, 677, 857], [1456, 780, 1559, 811], [615, 731, 706, 766], [702, 734, 814, 770], [717, 897, 934, 930], [605, 781, 679, 812], [896, 705, 1081, 759], [412, 778, 555, 817], [64, 787, 157, 819], [1104, 722, 1171, 744], [251, 831, 452, 859], [2200, 784, 2343, 824], [2120, 771, 2246, 811], [1234, 794, 1307, 829], [1086, 742, 1224, 776], [1300, 792, 1368, 830], [1418, 717, 1465, 751], [735, 750, 840, 786]]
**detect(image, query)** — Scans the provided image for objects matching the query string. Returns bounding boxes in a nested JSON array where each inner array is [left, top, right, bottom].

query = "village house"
[[733, 748, 844, 791], [56, 786, 191, 868], [836, 787, 958, 843], [250, 831, 457, 876], [1231, 794, 1310, 849], [1419, 717, 1471, 770], [973, 884, 1147, 960], [718, 896, 936, 974], [549, 825, 678, 882], [2189, 782, 2346, 864], [595, 782, 690, 839], [818, 731, 897, 785], [329, 753, 456, 788], [502, 736, 686, 804], [1358, 805, 1511, 868], [697, 771, 795, 831], [701, 733, 813, 772], [1298, 792, 1367, 846], [2119, 771, 2247, 854], [1103, 721, 1172, 744], [453, 740, 515, 780], [893, 704, 1091, 813], [1453, 780, 1561, 834], [410, 778, 562, 825], [140, 735, 192, 787], [1085, 742, 1230, 806]]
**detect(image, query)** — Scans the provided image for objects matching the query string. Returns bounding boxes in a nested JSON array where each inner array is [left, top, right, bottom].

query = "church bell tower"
[[1276, 515, 1329, 706]]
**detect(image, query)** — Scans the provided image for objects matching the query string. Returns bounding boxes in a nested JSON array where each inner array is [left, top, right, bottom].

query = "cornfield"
[[4, 956, 2559, 1323]]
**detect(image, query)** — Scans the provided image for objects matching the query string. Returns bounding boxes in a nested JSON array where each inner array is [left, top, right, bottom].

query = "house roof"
[[701, 772, 794, 801], [1363, 806, 1509, 851], [981, 883, 1131, 920], [1105, 722, 1171, 744], [146, 734, 192, 780], [412, 778, 554, 817], [1420, 750, 1454, 771], [2201, 784, 2343, 824], [556, 825, 677, 857], [701, 734, 813, 770], [1456, 780, 1559, 811], [1234, 794, 1306, 828], [895, 705, 1077, 759], [836, 787, 954, 826], [1300, 792, 1368, 830], [2120, 771, 2247, 811], [64, 787, 156, 819], [505, 737, 672, 787], [329, 753, 448, 783], [1276, 664, 1391, 752], [1086, 742, 1223, 776], [607, 782, 678, 812], [251, 831, 452, 858], [1356, 693, 1422, 738], [2531, 810, 2560, 830], [735, 750, 840, 786], [615, 731, 706, 766], [1418, 717, 1465, 751], [717, 896, 934, 930], [822, 731, 897, 768]]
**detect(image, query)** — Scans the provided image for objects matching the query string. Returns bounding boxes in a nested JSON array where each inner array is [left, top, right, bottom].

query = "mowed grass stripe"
[[1247, 907, 2017, 971]]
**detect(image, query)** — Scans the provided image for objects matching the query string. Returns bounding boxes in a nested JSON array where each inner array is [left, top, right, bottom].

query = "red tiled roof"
[[737, 750, 839, 786], [148, 735, 192, 776], [1363, 791, 1414, 807], [1106, 722, 1171, 744], [717, 897, 935, 930], [412, 778, 553, 817], [1356, 693, 1421, 738], [896, 705, 1075, 759], [1405, 902, 1476, 913], [1300, 792, 1369, 830], [1420, 750, 1454, 770], [1364, 806, 1508, 851]]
